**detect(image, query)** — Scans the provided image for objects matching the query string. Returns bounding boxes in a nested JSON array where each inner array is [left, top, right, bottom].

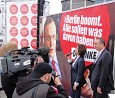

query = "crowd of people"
[[0, 16, 114, 98]]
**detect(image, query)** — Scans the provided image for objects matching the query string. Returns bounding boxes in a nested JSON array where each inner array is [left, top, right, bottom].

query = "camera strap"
[[31, 84, 49, 98]]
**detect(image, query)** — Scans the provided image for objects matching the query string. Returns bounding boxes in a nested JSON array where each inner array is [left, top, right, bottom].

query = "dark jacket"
[[1, 70, 27, 98], [91, 49, 114, 92], [71, 57, 86, 87], [12, 74, 69, 98]]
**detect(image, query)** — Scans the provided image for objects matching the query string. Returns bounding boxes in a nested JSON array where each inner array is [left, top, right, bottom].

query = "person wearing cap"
[[12, 62, 69, 98]]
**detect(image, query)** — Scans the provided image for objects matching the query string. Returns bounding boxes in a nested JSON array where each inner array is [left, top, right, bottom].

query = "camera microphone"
[[65, 50, 75, 56], [36, 47, 50, 63]]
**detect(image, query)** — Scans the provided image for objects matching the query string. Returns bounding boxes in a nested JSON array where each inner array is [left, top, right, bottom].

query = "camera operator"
[[0, 42, 28, 98], [12, 62, 69, 98]]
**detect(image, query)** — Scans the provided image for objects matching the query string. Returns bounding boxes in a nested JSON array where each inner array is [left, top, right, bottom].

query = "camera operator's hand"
[[52, 71, 62, 86], [32, 56, 44, 70], [37, 56, 44, 63]]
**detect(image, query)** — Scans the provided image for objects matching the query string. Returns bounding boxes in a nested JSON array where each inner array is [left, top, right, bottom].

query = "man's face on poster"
[[44, 21, 56, 57]]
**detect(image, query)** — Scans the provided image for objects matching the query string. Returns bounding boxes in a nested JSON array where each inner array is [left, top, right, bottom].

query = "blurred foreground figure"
[[0, 42, 27, 98]]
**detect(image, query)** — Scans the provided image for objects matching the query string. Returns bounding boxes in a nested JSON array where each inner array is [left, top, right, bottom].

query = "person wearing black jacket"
[[12, 62, 69, 98], [71, 44, 86, 98], [91, 38, 114, 98]]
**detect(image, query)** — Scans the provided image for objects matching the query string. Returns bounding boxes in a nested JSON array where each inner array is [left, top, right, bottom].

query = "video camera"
[[0, 47, 49, 76]]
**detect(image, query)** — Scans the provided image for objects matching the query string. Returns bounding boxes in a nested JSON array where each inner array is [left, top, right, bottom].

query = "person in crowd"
[[95, 0, 112, 4], [43, 16, 71, 94], [0, 42, 27, 98], [71, 44, 86, 98], [91, 38, 114, 98], [12, 62, 69, 98], [65, 46, 94, 98]]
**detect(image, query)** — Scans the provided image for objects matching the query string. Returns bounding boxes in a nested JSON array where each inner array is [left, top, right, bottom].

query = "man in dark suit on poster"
[[43, 16, 71, 94], [91, 38, 114, 98]]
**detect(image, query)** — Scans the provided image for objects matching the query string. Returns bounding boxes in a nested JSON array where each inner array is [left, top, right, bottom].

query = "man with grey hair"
[[91, 38, 114, 98]]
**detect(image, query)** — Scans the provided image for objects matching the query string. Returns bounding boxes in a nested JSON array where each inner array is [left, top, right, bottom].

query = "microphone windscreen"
[[37, 47, 50, 56]]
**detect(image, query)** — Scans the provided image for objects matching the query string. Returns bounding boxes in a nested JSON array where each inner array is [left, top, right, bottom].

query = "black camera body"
[[0, 54, 32, 75], [49, 71, 59, 85], [52, 71, 57, 77], [0, 47, 49, 76]]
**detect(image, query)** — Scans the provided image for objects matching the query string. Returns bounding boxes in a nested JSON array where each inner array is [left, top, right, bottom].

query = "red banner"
[[39, 2, 115, 96]]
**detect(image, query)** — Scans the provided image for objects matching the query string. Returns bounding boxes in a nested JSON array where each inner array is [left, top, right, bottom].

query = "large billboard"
[[39, 2, 115, 97]]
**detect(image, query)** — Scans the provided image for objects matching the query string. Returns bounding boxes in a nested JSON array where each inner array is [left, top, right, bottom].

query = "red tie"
[[52, 59, 57, 71]]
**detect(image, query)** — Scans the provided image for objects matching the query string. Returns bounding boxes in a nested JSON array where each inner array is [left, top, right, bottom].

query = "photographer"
[[12, 62, 69, 98], [0, 42, 28, 98]]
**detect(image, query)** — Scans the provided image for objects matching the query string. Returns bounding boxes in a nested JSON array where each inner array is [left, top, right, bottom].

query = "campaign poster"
[[6, 1, 37, 49], [39, 2, 115, 97], [39, 14, 71, 94]]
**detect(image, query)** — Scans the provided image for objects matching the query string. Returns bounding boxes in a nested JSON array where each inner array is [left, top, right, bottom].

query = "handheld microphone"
[[65, 50, 75, 56]]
